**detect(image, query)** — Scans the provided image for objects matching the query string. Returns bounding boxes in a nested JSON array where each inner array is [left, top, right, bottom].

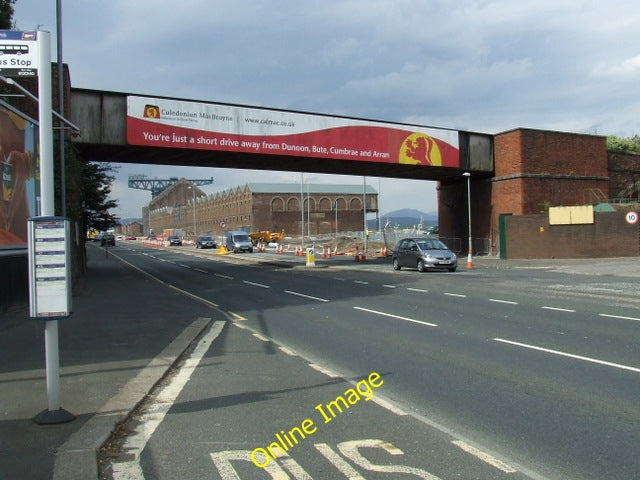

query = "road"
[[101, 242, 640, 480]]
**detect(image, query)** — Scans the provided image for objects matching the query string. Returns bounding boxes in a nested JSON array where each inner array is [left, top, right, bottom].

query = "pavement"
[[1, 243, 638, 480]]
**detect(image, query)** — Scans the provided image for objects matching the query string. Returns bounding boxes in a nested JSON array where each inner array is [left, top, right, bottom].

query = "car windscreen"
[[198, 236, 212, 241], [234, 235, 250, 242], [416, 239, 449, 250]]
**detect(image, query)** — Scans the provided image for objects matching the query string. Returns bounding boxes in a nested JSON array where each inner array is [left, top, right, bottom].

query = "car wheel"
[[392, 258, 401, 270], [417, 259, 427, 272]]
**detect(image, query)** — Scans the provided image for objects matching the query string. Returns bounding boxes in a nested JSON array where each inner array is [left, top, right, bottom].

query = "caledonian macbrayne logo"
[[399, 133, 442, 166], [143, 104, 161, 119]]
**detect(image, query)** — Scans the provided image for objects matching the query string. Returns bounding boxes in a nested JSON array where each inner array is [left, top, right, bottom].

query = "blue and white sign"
[[0, 30, 39, 77]]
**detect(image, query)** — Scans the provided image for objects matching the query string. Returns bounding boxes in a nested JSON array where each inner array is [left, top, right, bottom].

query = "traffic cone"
[[354, 246, 361, 262]]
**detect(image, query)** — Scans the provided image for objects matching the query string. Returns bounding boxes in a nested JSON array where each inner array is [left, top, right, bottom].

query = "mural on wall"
[[0, 106, 37, 248]]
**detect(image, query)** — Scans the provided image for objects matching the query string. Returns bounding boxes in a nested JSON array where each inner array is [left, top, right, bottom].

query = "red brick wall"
[[491, 129, 609, 255], [505, 211, 639, 258]]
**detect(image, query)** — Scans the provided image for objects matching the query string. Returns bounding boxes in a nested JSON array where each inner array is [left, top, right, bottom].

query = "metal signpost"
[[1, 29, 75, 423]]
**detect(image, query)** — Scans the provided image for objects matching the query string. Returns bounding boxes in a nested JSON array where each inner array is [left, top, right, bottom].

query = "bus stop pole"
[[34, 30, 74, 424]]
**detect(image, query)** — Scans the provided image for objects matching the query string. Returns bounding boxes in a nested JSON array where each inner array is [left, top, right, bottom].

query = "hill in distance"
[[376, 209, 438, 228]]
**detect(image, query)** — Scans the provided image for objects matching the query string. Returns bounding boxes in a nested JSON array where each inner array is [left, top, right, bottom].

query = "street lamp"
[[188, 186, 197, 237], [463, 172, 472, 269]]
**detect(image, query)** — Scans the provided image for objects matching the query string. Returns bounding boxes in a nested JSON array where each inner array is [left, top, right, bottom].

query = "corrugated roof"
[[247, 183, 377, 194]]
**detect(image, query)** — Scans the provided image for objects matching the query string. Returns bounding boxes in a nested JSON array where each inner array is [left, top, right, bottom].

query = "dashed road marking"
[[252, 333, 270, 342], [542, 306, 576, 313], [284, 290, 330, 302], [494, 338, 640, 374], [354, 306, 438, 328], [308, 363, 340, 378], [452, 440, 517, 473], [599, 313, 640, 322], [244, 280, 271, 288], [489, 298, 518, 305]]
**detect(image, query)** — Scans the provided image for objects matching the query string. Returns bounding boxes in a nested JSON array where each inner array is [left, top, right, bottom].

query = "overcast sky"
[[13, 1, 640, 219]]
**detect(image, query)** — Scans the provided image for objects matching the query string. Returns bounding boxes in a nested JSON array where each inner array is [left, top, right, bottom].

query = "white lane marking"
[[354, 307, 438, 327], [111, 321, 225, 480], [489, 298, 518, 305], [452, 440, 517, 473], [371, 396, 408, 416], [215, 273, 233, 279], [308, 363, 340, 378], [444, 292, 466, 298], [382, 284, 396, 289], [599, 313, 640, 322], [252, 333, 270, 342], [494, 338, 640, 374], [407, 287, 429, 293], [243, 280, 270, 288], [542, 306, 576, 313], [354, 280, 369, 285], [179, 263, 191, 269], [194, 267, 208, 274], [284, 290, 330, 302], [315, 443, 366, 480], [228, 311, 247, 321], [278, 346, 297, 356]]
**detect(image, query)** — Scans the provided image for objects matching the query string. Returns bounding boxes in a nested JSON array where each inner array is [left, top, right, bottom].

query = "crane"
[[128, 174, 214, 198]]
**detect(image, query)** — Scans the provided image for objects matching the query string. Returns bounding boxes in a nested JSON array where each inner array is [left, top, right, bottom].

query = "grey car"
[[195, 235, 217, 249], [392, 237, 457, 272]]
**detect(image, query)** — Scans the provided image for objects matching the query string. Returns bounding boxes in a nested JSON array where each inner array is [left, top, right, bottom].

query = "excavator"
[[249, 230, 285, 245]]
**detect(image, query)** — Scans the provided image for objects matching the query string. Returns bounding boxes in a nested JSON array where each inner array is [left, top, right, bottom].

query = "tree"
[[606, 135, 640, 154], [0, 0, 16, 29], [81, 162, 120, 233]]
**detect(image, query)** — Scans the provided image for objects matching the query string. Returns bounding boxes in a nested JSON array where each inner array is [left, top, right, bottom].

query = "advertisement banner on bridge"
[[127, 96, 459, 167]]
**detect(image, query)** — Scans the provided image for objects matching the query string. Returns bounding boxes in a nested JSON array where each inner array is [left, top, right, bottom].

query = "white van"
[[225, 231, 253, 253]]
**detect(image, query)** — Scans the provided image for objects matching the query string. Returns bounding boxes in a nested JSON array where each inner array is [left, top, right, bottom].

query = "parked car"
[[392, 237, 457, 272], [125, 235, 137, 240], [195, 235, 217, 249], [100, 233, 116, 247], [168, 235, 182, 246]]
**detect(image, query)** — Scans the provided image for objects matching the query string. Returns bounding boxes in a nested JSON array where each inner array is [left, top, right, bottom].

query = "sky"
[[12, 1, 640, 220]]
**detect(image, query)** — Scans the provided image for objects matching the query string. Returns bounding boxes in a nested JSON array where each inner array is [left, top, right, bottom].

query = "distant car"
[[195, 235, 217, 249], [100, 233, 116, 247], [392, 237, 457, 272], [168, 235, 182, 246], [125, 235, 137, 240], [425, 225, 439, 236]]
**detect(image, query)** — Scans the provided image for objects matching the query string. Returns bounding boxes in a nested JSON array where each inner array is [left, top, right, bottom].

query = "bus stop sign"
[[0, 30, 39, 77]]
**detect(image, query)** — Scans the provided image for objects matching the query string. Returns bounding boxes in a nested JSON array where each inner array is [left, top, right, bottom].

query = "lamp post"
[[188, 186, 197, 237], [463, 172, 472, 269]]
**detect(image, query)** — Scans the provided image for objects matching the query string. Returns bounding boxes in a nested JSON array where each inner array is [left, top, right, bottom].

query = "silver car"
[[392, 237, 457, 272]]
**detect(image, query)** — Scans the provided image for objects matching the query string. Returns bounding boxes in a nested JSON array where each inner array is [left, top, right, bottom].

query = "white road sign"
[[0, 30, 39, 77]]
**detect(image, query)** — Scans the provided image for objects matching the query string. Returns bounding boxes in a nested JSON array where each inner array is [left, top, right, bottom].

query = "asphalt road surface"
[[100, 242, 640, 480]]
